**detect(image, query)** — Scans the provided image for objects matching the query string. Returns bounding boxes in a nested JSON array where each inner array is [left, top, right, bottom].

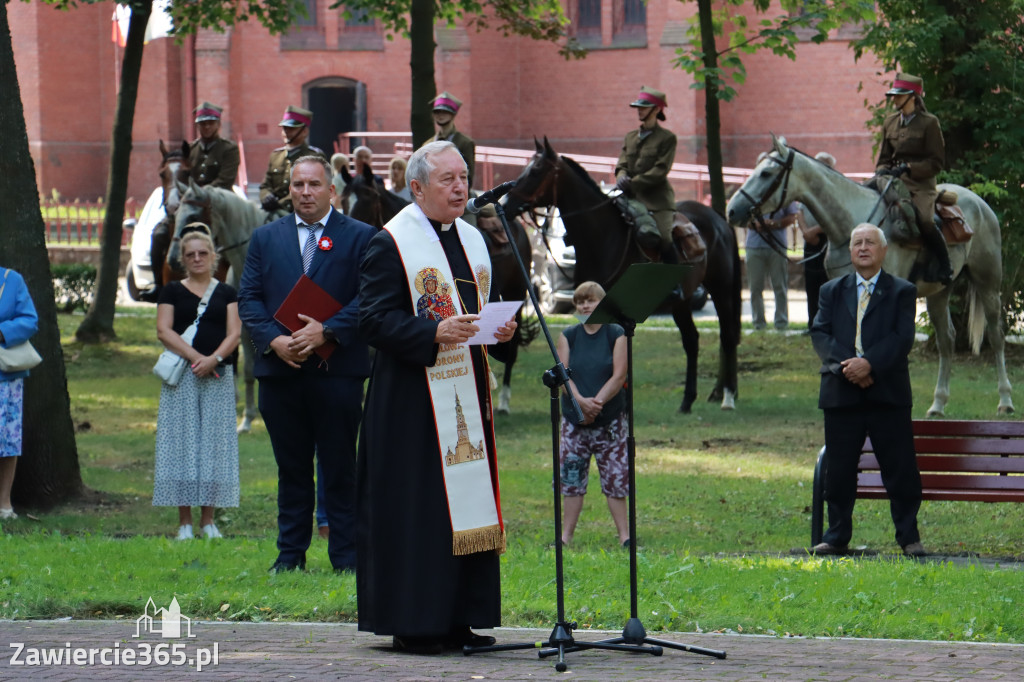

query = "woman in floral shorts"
[[556, 282, 629, 547]]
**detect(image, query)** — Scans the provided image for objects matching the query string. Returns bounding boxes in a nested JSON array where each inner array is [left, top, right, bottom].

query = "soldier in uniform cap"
[[188, 102, 241, 190], [875, 73, 952, 284], [260, 105, 326, 218], [424, 91, 475, 189], [615, 86, 678, 263]]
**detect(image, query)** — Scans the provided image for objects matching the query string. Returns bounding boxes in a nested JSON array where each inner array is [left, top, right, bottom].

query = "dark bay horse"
[[339, 165, 408, 229], [504, 138, 742, 412], [340, 164, 536, 413]]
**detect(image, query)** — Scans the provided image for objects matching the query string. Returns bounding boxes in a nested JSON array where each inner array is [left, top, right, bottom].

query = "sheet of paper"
[[466, 300, 524, 345]]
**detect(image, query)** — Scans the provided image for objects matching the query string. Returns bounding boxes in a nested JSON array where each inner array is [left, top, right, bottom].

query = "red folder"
[[273, 275, 343, 361]]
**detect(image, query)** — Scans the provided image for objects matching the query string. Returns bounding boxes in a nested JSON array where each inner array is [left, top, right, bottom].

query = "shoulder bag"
[[153, 280, 218, 386], [0, 270, 43, 373]]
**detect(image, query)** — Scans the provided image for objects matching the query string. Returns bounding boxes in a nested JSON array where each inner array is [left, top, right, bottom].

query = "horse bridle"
[[735, 148, 797, 257], [509, 154, 642, 281]]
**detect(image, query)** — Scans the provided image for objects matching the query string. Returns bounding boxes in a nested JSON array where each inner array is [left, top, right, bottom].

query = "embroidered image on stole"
[[386, 204, 504, 556]]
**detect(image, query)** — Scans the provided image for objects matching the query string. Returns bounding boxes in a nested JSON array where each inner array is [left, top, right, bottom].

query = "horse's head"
[[725, 133, 794, 227], [504, 137, 561, 218], [168, 179, 212, 271], [159, 140, 191, 216]]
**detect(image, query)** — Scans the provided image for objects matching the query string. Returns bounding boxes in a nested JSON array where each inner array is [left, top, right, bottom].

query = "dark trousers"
[[259, 374, 363, 569], [803, 244, 828, 326], [822, 406, 922, 547]]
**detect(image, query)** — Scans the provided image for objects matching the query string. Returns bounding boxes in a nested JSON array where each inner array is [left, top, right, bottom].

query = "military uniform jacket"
[[259, 143, 326, 211], [876, 110, 944, 193], [615, 124, 677, 211], [426, 128, 476, 188], [188, 137, 240, 189]]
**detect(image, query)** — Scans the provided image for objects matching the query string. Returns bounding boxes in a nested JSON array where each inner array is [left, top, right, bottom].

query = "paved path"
[[2, 620, 1021, 680]]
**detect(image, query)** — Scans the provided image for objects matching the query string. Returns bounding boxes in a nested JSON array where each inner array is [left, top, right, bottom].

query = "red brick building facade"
[[11, 1, 884, 201]]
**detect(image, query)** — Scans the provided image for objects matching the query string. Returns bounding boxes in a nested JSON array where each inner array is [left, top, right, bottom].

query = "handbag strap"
[[180, 279, 219, 346], [0, 268, 8, 301]]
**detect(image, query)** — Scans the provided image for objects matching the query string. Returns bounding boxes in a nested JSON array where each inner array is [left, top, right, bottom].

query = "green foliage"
[[169, 0, 307, 36], [335, 0, 585, 59], [853, 0, 1024, 332], [673, 0, 876, 101], [51, 263, 96, 313]]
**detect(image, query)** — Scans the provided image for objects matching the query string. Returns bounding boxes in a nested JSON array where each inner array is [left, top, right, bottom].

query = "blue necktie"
[[302, 224, 319, 274]]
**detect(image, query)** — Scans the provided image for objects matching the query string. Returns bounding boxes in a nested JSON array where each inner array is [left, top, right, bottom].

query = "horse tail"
[[968, 282, 985, 355]]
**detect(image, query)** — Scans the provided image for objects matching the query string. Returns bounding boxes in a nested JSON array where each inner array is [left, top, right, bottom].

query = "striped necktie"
[[302, 223, 319, 274], [855, 284, 872, 357]]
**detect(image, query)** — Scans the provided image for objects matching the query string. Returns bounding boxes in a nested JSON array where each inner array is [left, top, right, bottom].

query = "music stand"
[[540, 262, 727, 661]]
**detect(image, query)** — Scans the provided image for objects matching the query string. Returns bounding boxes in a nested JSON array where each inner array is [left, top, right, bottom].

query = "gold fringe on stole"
[[452, 525, 506, 556]]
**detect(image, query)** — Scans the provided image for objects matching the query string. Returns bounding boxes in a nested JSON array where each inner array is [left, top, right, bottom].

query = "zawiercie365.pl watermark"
[[8, 597, 220, 672]]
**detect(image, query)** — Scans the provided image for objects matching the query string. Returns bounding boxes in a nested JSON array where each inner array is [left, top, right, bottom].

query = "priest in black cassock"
[[357, 140, 518, 654]]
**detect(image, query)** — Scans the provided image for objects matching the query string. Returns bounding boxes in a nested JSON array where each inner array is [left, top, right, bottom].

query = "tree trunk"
[[409, 0, 437, 149], [75, 0, 153, 343], [697, 0, 726, 215], [0, 0, 84, 509]]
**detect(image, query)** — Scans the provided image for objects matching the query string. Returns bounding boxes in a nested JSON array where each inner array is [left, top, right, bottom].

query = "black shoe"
[[268, 560, 304, 573], [444, 628, 496, 650], [392, 635, 445, 655], [902, 541, 927, 558]]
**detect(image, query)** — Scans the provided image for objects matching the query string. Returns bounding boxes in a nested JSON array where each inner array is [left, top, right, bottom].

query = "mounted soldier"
[[188, 101, 240, 190], [259, 106, 326, 220], [875, 74, 952, 285], [614, 86, 680, 265]]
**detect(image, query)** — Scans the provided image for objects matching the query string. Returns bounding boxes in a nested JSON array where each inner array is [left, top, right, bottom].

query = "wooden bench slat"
[[859, 472, 1024, 491], [854, 486, 1024, 503], [909, 420, 1024, 438], [865, 437, 1024, 456], [858, 454, 1024, 474]]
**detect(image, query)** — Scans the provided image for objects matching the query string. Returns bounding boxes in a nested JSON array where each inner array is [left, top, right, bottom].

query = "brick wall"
[[12, 0, 883, 202]]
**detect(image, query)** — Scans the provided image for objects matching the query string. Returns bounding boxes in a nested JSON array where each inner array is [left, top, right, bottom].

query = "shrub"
[[51, 263, 96, 313]]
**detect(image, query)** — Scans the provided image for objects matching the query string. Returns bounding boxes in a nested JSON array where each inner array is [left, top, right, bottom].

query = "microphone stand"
[[544, 264, 726, 663], [464, 202, 640, 671]]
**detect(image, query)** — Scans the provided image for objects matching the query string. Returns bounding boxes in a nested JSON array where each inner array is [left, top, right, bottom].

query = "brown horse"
[[339, 164, 408, 229], [504, 138, 742, 412], [339, 165, 536, 413]]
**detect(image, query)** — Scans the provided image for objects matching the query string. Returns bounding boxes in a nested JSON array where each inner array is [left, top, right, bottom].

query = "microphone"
[[466, 181, 517, 214]]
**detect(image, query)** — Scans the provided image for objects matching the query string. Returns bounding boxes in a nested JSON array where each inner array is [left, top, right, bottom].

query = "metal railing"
[[42, 198, 141, 246]]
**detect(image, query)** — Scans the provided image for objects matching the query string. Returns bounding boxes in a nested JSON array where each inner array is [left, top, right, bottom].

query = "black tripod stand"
[[538, 263, 726, 662], [465, 204, 668, 670]]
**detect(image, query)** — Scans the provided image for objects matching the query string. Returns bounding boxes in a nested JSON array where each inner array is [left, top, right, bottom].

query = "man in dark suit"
[[239, 155, 375, 572], [810, 223, 926, 558]]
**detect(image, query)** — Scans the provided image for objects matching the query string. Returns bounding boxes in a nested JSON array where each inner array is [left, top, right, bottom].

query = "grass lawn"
[[0, 309, 1021, 643]]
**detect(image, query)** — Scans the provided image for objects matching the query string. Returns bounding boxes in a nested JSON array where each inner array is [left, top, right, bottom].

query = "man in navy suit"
[[239, 155, 375, 572], [810, 223, 926, 558]]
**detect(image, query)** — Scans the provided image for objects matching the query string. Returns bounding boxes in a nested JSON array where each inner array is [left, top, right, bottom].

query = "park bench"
[[810, 420, 1024, 546]]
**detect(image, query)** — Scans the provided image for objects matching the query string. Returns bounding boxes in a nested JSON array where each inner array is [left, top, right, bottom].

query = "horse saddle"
[[672, 216, 707, 262], [864, 176, 974, 246]]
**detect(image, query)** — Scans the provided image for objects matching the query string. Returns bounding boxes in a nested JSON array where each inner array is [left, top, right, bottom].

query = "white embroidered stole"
[[385, 204, 505, 555]]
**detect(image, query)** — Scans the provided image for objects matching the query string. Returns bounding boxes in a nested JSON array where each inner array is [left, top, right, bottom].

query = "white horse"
[[168, 180, 269, 432], [726, 135, 1012, 417]]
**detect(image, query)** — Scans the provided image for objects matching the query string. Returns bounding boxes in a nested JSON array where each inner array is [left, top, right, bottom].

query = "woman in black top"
[[154, 225, 241, 540]]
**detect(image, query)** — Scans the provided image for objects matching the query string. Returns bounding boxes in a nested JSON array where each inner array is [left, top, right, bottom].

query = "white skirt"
[[153, 367, 239, 507]]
